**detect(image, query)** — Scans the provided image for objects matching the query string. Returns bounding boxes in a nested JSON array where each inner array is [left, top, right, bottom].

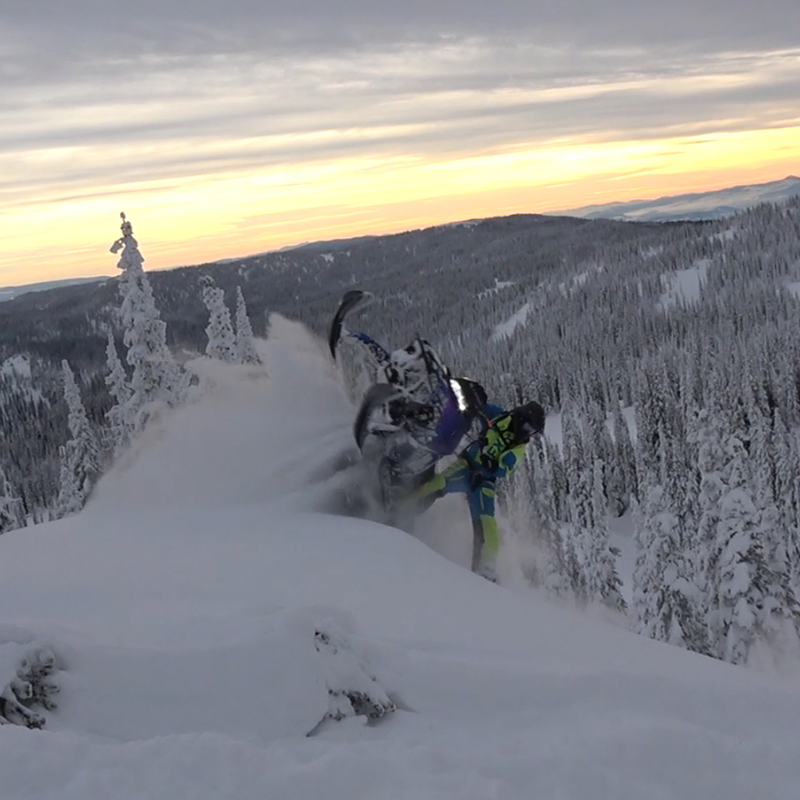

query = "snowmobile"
[[329, 290, 488, 518]]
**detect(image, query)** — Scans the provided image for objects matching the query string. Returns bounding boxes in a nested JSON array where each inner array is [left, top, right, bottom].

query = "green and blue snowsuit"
[[414, 405, 527, 573]]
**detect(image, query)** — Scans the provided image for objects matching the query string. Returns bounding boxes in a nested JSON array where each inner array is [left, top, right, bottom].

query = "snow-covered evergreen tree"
[[585, 458, 626, 611], [110, 212, 188, 430], [561, 406, 591, 599], [746, 403, 800, 657], [506, 442, 569, 595], [55, 361, 101, 515], [0, 463, 23, 533], [772, 416, 800, 596], [55, 444, 83, 518], [584, 400, 616, 510], [201, 276, 237, 363], [234, 286, 262, 365], [633, 483, 708, 652], [530, 442, 571, 597], [611, 399, 637, 510], [689, 407, 728, 621], [104, 331, 134, 455], [707, 435, 771, 664]]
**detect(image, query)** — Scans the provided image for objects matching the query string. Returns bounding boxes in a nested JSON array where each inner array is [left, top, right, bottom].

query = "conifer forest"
[[2, 198, 800, 667]]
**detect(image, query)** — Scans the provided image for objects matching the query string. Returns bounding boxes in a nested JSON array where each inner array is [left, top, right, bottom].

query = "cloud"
[[4, 1, 800, 66], [2, 0, 799, 282], [2, 39, 798, 182]]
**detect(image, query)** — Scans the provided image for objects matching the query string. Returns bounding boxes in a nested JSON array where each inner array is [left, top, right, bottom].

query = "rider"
[[412, 400, 546, 583]]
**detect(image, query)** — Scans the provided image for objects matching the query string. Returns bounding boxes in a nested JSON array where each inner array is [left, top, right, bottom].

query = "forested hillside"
[[3, 199, 800, 666], [0, 214, 676, 517]]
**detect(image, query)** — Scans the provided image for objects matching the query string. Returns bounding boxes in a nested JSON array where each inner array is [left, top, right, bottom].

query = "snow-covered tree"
[[633, 484, 708, 653], [585, 458, 626, 611], [611, 399, 637, 510], [506, 442, 569, 595], [234, 285, 262, 365], [201, 276, 237, 362], [110, 212, 188, 430], [104, 331, 134, 455], [561, 406, 591, 599], [54, 361, 100, 516], [530, 442, 571, 597], [0, 463, 23, 533], [771, 416, 800, 597], [707, 436, 771, 664], [584, 399, 616, 507], [689, 407, 728, 615], [0, 645, 59, 728], [55, 444, 83, 518]]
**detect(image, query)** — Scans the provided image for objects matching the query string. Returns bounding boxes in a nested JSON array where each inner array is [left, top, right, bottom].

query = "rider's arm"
[[493, 444, 527, 479]]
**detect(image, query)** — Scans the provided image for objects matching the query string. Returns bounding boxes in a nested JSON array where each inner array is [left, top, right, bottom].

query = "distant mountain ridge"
[[0, 276, 109, 303], [4, 176, 798, 301], [555, 175, 800, 222]]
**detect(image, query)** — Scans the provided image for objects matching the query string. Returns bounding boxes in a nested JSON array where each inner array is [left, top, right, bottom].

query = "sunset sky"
[[2, 0, 799, 285]]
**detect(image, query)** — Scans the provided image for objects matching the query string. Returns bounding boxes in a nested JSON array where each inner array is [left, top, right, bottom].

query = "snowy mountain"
[[0, 276, 109, 303], [2, 316, 799, 799], [556, 175, 800, 221]]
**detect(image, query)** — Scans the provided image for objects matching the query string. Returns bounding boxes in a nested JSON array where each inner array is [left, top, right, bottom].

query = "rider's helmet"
[[510, 400, 545, 441]]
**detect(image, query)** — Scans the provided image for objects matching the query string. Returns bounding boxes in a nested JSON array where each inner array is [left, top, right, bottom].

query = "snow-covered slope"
[[558, 175, 800, 221], [2, 316, 800, 799]]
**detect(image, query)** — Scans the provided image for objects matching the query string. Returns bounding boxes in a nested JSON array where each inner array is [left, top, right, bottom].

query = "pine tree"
[[55, 444, 83, 518], [56, 360, 101, 514], [104, 331, 134, 455], [546, 438, 568, 522], [585, 458, 626, 611], [561, 406, 591, 600], [200, 276, 237, 362], [530, 442, 571, 596], [234, 285, 262, 365], [773, 416, 800, 595], [689, 407, 728, 623], [0, 462, 23, 533], [612, 398, 638, 509], [110, 212, 188, 431], [708, 436, 771, 664], [585, 400, 616, 507], [748, 405, 800, 644], [506, 442, 569, 594], [633, 483, 708, 652]]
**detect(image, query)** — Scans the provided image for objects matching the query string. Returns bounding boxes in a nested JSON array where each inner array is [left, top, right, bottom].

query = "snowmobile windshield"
[[427, 383, 471, 455], [385, 341, 445, 398]]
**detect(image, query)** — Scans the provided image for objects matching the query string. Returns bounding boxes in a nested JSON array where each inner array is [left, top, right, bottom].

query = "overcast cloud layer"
[[2, 1, 799, 281], [6, 1, 800, 58]]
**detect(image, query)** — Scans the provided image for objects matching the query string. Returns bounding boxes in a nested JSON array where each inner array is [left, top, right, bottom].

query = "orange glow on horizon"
[[2, 125, 799, 287]]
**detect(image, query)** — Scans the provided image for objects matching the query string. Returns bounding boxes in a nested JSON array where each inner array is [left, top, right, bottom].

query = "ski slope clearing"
[[2, 316, 800, 799]]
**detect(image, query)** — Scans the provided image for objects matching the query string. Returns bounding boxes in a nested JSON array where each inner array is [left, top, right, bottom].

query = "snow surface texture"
[[657, 259, 710, 310], [491, 301, 531, 341], [2, 315, 800, 799]]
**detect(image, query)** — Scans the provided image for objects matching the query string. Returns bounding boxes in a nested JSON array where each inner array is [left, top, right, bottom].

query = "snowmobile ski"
[[353, 383, 403, 450], [329, 289, 374, 359]]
